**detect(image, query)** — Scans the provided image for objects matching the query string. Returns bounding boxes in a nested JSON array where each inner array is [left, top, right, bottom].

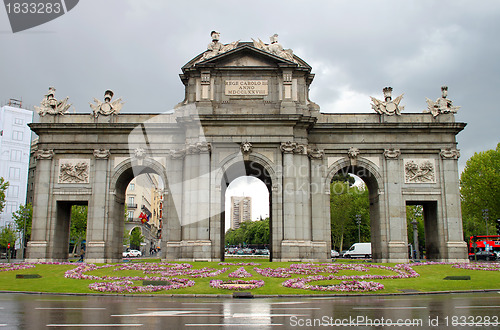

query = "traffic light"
[[496, 219, 500, 235]]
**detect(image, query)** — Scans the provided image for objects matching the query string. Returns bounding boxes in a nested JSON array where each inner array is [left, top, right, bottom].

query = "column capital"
[[93, 149, 110, 159], [383, 148, 400, 159], [440, 148, 460, 159], [35, 149, 54, 160]]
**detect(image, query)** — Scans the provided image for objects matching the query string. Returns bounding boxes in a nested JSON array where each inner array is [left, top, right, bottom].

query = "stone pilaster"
[[86, 149, 110, 263], [383, 149, 407, 263], [164, 148, 185, 260], [439, 148, 467, 261], [280, 142, 296, 240], [27, 149, 54, 261]]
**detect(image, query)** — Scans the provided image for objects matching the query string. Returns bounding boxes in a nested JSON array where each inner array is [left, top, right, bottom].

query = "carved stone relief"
[[384, 148, 401, 159], [348, 147, 360, 165], [93, 149, 110, 159], [58, 159, 90, 184], [241, 141, 253, 154], [35, 149, 54, 160], [440, 148, 460, 159], [404, 159, 436, 183], [307, 147, 324, 160]]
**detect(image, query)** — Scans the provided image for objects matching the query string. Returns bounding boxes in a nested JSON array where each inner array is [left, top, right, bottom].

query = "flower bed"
[[228, 267, 253, 278], [282, 276, 384, 292], [210, 279, 265, 290], [89, 278, 195, 293]]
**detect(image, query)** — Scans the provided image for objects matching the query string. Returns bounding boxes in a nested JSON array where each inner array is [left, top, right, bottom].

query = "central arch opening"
[[220, 160, 272, 261], [330, 164, 381, 260], [112, 161, 166, 260]]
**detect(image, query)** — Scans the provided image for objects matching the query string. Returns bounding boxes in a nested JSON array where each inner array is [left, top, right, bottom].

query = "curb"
[[0, 289, 498, 299]]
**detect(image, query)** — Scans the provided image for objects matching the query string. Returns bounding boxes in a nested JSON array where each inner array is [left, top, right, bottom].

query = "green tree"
[[0, 225, 16, 249], [0, 177, 9, 214], [70, 205, 87, 254], [12, 203, 32, 245], [330, 181, 370, 252], [460, 143, 500, 239], [406, 205, 425, 255], [130, 227, 144, 250], [225, 218, 270, 246]]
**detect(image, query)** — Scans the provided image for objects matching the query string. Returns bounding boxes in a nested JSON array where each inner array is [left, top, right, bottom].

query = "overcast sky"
[[1, 1, 499, 221]]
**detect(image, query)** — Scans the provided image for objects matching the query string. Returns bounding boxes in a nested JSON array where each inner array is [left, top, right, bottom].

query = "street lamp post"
[[355, 214, 361, 243], [411, 220, 419, 260], [482, 209, 489, 236]]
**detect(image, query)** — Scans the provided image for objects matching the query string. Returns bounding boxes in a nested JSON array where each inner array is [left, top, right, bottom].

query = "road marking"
[[36, 299, 85, 302], [137, 308, 211, 311], [232, 313, 306, 318], [46, 324, 142, 327], [185, 324, 283, 327], [455, 305, 500, 308], [271, 307, 321, 310], [36, 307, 106, 310], [353, 307, 427, 310], [112, 312, 224, 317], [270, 302, 309, 305]]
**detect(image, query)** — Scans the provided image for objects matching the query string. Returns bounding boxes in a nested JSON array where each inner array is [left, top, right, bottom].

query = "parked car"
[[469, 251, 497, 261], [122, 249, 142, 258], [343, 243, 372, 258], [331, 250, 340, 258]]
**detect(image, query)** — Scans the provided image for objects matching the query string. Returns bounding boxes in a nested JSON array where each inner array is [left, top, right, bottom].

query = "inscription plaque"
[[225, 80, 268, 96]]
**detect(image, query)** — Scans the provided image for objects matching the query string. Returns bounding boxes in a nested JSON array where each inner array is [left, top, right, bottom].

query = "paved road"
[[0, 292, 499, 329]]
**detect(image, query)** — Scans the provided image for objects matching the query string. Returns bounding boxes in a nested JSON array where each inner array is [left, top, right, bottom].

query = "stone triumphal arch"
[[27, 33, 467, 263]]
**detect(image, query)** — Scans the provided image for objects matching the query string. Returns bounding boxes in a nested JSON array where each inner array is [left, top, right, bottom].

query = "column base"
[[279, 240, 330, 262], [164, 240, 212, 261]]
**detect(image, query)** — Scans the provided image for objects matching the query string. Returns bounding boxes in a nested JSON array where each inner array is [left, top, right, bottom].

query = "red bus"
[[468, 235, 500, 257]]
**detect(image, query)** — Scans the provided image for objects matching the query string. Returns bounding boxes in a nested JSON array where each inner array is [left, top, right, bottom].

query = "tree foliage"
[[225, 218, 270, 247], [406, 205, 425, 254], [12, 203, 32, 243], [70, 205, 87, 254], [0, 225, 16, 248], [0, 177, 9, 214], [460, 143, 500, 238], [130, 227, 144, 250], [330, 181, 370, 252]]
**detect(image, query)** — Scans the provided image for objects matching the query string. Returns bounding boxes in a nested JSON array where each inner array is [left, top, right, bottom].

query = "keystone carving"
[[348, 147, 360, 166], [241, 141, 253, 154]]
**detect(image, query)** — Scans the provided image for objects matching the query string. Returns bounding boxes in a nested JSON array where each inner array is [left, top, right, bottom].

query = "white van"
[[343, 243, 371, 258]]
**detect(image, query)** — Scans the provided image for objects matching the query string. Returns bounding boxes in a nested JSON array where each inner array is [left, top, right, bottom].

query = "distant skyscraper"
[[230, 196, 252, 229], [0, 100, 33, 229]]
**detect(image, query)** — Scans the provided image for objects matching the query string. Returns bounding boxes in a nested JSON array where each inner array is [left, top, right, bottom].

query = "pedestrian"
[[78, 249, 85, 262]]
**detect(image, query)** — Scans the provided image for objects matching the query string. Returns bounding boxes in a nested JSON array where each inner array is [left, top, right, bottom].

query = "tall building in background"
[[230, 196, 252, 229], [0, 99, 33, 229]]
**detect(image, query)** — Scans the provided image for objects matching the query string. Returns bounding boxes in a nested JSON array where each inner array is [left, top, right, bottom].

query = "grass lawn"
[[1, 259, 499, 295]]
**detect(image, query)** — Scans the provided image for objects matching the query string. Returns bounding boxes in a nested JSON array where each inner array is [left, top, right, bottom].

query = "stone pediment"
[[182, 43, 310, 72]]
